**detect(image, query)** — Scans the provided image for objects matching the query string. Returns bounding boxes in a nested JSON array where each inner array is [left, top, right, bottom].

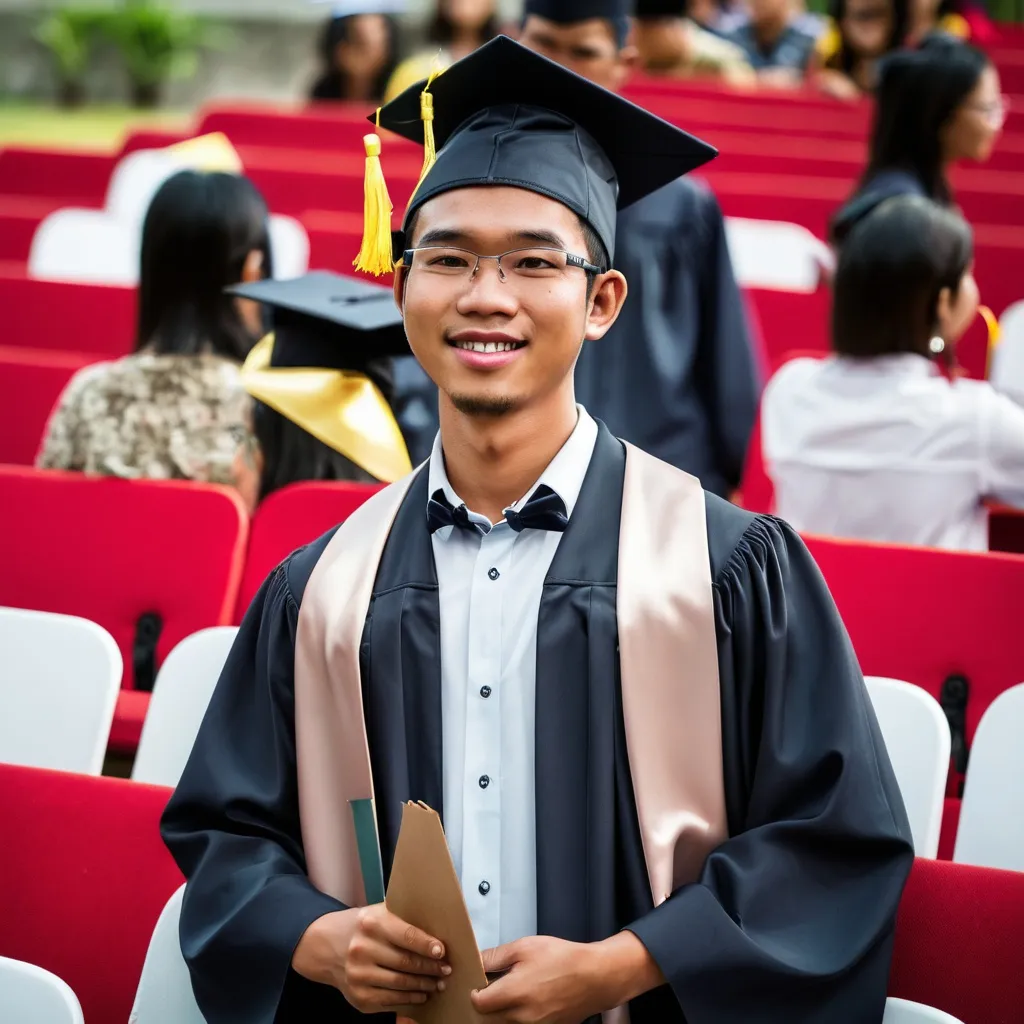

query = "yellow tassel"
[[980, 305, 1001, 378], [353, 114, 394, 277], [410, 64, 443, 202]]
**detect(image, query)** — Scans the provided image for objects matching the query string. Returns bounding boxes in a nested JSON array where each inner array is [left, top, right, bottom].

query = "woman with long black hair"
[[831, 34, 1004, 242], [38, 171, 271, 508]]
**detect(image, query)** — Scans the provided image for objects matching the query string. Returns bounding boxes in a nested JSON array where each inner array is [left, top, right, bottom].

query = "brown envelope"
[[385, 801, 488, 1024]]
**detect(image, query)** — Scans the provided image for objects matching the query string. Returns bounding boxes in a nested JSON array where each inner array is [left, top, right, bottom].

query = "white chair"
[[865, 677, 950, 858], [131, 626, 238, 787], [268, 215, 311, 281], [954, 681, 1024, 871], [28, 209, 139, 284], [724, 217, 835, 293], [0, 607, 121, 775], [883, 997, 965, 1023], [129, 886, 206, 1024], [989, 300, 1024, 406], [0, 956, 84, 1024]]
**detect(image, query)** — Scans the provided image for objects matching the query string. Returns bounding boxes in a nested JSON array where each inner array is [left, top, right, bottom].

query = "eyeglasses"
[[966, 94, 1010, 129], [401, 246, 605, 283]]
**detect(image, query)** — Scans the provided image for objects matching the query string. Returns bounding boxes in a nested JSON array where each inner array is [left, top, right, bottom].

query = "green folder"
[[349, 798, 385, 905]]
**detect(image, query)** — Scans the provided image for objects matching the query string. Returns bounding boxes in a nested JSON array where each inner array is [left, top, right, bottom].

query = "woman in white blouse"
[[762, 195, 1024, 551]]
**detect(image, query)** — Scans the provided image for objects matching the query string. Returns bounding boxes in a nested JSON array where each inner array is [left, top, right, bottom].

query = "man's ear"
[[393, 264, 407, 312], [584, 270, 628, 341]]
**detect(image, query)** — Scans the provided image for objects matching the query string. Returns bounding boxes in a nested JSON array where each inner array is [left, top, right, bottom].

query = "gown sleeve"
[[160, 564, 348, 1024], [692, 187, 761, 493], [627, 515, 914, 1023]]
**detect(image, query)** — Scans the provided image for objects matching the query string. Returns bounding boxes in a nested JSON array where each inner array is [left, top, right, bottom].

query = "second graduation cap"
[[228, 271, 413, 483], [364, 35, 716, 269]]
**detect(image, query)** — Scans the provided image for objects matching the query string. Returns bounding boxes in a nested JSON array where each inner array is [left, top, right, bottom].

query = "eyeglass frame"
[[401, 245, 606, 281]]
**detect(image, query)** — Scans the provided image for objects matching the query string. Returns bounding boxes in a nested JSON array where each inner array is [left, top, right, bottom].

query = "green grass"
[[0, 102, 191, 152]]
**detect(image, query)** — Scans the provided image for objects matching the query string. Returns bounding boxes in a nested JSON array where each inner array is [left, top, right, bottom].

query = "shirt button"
[[487, 567, 500, 581], [478, 880, 491, 896], [478, 774, 490, 789], [479, 685, 492, 699]]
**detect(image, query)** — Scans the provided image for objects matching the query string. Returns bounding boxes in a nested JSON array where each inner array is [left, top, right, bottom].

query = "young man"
[[520, 0, 761, 500], [163, 37, 913, 1024]]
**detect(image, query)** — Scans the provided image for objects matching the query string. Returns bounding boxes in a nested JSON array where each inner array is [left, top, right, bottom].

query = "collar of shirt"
[[833, 353, 942, 380], [427, 406, 599, 539]]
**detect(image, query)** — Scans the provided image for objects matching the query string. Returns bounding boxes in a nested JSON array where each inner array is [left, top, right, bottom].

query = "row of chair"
[[0, 759, 1021, 1024], [4, 462, 1024, 760]]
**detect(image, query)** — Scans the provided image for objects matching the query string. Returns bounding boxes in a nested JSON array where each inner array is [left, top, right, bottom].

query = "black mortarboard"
[[227, 271, 413, 483], [227, 271, 409, 368], [524, 0, 631, 23], [373, 35, 715, 265]]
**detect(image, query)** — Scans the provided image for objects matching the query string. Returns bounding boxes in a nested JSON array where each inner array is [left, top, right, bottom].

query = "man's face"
[[749, 0, 791, 25], [519, 15, 632, 92], [396, 186, 624, 419]]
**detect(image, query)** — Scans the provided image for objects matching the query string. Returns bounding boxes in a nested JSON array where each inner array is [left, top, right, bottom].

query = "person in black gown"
[[162, 36, 913, 1024]]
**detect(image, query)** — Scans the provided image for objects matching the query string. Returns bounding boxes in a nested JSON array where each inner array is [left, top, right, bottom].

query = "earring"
[[928, 336, 946, 355]]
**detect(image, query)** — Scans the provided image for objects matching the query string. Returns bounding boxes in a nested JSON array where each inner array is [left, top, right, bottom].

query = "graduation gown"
[[573, 179, 760, 498], [161, 423, 913, 1024]]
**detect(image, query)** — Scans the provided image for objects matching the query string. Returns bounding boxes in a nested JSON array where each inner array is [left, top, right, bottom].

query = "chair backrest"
[[0, 607, 122, 775], [865, 677, 950, 858], [267, 214, 310, 279], [890, 857, 1024, 1023], [954, 682, 1024, 871], [724, 218, 834, 293], [0, 763, 183, 1024], [132, 626, 239, 787], [3, 272, 135, 357], [883, 998, 965, 1024], [803, 535, 1024, 749], [237, 479, 382, 621], [989, 299, 1024, 406], [129, 886, 205, 1024], [0, 346, 96, 466], [29, 208, 139, 285], [0, 957, 84, 1024]]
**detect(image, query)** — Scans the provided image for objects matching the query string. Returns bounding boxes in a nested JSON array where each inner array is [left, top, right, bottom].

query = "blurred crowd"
[[33, 0, 1024, 556]]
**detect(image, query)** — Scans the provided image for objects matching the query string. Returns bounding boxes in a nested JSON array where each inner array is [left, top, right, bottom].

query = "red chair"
[[0, 346, 97, 465], [3, 272, 136, 356], [890, 858, 1024, 1023], [0, 467, 249, 752], [803, 534, 1024, 755], [0, 763, 182, 1024], [0, 148, 113, 204], [237, 480, 382, 621]]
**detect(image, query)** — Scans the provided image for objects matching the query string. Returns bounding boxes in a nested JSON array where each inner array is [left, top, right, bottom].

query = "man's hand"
[[292, 904, 451, 1013], [470, 931, 664, 1023]]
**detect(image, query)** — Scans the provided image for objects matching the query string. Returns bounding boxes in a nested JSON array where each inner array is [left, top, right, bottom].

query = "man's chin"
[[448, 391, 520, 417]]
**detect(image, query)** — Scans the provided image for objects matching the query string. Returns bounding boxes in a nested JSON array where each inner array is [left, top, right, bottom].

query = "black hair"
[[253, 402, 378, 502], [428, 1, 500, 46], [520, 12, 631, 49], [862, 34, 991, 206], [825, 0, 909, 75], [253, 357, 397, 501], [310, 14, 400, 103], [136, 170, 271, 361], [832, 195, 973, 363]]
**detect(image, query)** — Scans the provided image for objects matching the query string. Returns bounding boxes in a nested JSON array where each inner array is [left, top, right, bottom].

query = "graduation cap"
[[228, 272, 413, 483], [633, 0, 687, 16], [353, 35, 716, 275]]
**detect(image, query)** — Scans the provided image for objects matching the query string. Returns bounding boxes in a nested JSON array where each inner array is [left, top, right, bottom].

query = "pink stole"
[[294, 443, 727, 1020]]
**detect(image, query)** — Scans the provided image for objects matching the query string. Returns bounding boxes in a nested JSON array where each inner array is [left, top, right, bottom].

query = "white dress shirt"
[[428, 407, 598, 951], [762, 354, 1024, 551]]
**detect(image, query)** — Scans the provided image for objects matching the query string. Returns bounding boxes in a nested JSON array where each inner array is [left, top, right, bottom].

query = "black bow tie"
[[427, 484, 569, 535]]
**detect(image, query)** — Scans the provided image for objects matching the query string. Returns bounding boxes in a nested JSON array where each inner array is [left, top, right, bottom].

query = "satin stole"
[[293, 443, 727, 1021]]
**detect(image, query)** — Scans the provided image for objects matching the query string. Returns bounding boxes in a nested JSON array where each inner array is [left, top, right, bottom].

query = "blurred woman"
[[310, 10, 400, 103], [385, 0, 499, 100], [831, 35, 1003, 242], [905, 0, 971, 45], [811, 0, 908, 100], [38, 171, 270, 509], [762, 196, 1024, 552]]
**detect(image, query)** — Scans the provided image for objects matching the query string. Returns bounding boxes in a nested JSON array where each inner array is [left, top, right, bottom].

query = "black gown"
[[393, 179, 761, 492], [162, 425, 913, 1024]]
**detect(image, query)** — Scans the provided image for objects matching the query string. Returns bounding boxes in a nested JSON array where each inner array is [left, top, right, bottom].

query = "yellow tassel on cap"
[[353, 111, 394, 277], [410, 62, 444, 202]]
